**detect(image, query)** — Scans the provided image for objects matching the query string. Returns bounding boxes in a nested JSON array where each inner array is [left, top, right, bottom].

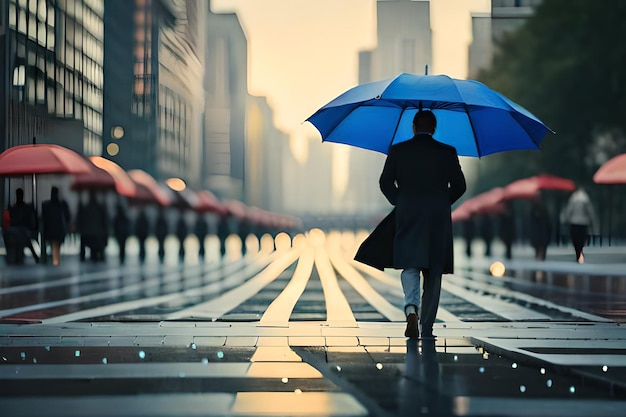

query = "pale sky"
[[212, 0, 490, 142]]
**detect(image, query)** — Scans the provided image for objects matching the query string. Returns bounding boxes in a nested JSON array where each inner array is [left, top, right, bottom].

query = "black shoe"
[[405, 313, 419, 339]]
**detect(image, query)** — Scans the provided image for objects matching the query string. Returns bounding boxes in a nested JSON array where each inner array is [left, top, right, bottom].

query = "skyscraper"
[[1, 0, 104, 155], [103, 0, 205, 187]]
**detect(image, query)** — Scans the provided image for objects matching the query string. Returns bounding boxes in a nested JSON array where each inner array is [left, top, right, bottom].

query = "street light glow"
[[166, 177, 186, 191]]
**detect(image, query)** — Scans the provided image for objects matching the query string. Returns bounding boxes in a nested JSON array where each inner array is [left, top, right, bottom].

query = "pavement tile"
[[162, 335, 194, 347], [58, 337, 85, 346], [357, 337, 389, 346], [192, 336, 226, 346], [251, 346, 302, 362], [288, 336, 326, 346], [256, 336, 289, 346], [224, 336, 258, 347], [4, 336, 61, 346], [325, 336, 359, 347], [231, 392, 368, 416], [133, 336, 165, 346]]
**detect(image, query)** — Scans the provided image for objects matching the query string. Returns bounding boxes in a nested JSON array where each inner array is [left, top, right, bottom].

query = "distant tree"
[[477, 0, 626, 188]]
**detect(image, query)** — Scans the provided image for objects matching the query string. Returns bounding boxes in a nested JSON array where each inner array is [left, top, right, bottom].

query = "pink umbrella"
[[128, 169, 172, 207], [593, 154, 626, 184], [503, 174, 576, 200], [88, 156, 140, 199], [470, 187, 506, 214], [0, 144, 92, 176], [195, 190, 227, 215], [71, 158, 117, 191]]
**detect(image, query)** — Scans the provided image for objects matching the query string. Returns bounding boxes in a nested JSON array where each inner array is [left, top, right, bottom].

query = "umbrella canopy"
[[71, 158, 117, 191], [0, 144, 92, 175], [451, 204, 472, 223], [127, 169, 171, 207], [469, 187, 506, 214], [593, 153, 626, 184], [222, 199, 247, 219], [195, 190, 227, 215], [88, 156, 140, 199], [503, 174, 576, 200], [305, 73, 553, 157]]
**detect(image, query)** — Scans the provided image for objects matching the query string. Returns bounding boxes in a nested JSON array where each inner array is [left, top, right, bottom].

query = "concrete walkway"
[[1, 236, 625, 416]]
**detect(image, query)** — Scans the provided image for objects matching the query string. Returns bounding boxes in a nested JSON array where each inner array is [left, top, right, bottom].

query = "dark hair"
[[51, 186, 59, 199], [413, 110, 437, 133]]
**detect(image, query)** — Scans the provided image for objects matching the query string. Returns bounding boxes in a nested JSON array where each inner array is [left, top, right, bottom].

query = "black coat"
[[356, 134, 466, 273], [41, 198, 70, 242]]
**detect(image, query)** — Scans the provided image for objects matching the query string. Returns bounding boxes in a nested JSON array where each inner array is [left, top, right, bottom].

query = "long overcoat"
[[355, 134, 466, 274]]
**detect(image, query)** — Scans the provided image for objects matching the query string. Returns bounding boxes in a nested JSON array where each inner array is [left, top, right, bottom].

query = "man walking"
[[379, 110, 466, 339]]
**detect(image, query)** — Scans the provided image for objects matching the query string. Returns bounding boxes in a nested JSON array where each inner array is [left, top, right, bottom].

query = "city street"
[[1, 231, 626, 416]]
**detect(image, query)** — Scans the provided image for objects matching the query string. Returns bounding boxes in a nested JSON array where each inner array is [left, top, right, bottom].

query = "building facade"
[[1, 0, 104, 155], [103, 0, 205, 187], [203, 4, 247, 200], [468, 0, 542, 78]]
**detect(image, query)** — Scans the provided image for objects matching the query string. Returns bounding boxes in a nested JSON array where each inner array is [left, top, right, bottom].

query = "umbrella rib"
[[463, 104, 482, 157], [387, 107, 407, 152]]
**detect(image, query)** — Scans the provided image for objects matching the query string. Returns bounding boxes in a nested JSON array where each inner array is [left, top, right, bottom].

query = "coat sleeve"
[[448, 149, 466, 205], [379, 148, 398, 206]]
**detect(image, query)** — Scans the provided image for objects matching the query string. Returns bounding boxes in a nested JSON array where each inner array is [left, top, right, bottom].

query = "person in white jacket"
[[562, 187, 597, 263]]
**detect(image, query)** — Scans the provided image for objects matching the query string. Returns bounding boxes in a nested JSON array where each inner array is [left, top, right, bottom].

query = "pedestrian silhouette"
[[113, 203, 130, 263], [134, 209, 149, 263], [499, 201, 516, 260], [41, 186, 71, 266], [193, 213, 208, 258], [561, 187, 597, 263], [175, 211, 188, 260], [530, 195, 551, 261], [238, 218, 251, 256], [463, 216, 475, 258], [217, 213, 231, 259], [5, 188, 39, 264], [479, 214, 494, 257], [77, 190, 108, 262], [155, 207, 168, 262]]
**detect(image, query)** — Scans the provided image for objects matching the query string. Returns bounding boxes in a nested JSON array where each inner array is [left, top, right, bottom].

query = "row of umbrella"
[[454, 151, 626, 224], [0, 144, 300, 230], [452, 174, 577, 222]]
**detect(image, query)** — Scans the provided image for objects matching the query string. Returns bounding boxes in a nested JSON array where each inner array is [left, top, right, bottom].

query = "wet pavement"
[[1, 234, 626, 416]]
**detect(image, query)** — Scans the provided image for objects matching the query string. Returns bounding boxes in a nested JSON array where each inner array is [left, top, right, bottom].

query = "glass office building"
[[0, 0, 104, 155], [103, 0, 204, 186]]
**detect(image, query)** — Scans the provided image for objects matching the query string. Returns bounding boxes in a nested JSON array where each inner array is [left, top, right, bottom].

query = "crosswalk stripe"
[[329, 252, 405, 322], [43, 257, 271, 324], [166, 247, 302, 320], [259, 246, 315, 327], [314, 247, 357, 327]]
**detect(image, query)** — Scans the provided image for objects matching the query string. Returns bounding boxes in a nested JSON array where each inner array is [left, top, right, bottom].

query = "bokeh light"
[[489, 261, 506, 277]]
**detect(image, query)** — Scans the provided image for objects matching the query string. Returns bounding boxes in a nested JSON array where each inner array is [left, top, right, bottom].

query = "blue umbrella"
[[305, 73, 554, 157]]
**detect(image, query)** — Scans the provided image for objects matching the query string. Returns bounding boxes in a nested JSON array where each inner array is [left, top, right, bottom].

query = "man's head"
[[51, 186, 59, 199], [412, 110, 437, 134], [15, 188, 24, 203]]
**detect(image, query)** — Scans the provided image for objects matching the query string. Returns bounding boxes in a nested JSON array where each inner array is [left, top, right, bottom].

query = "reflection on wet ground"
[[298, 338, 624, 416], [501, 268, 626, 322], [3, 339, 622, 416]]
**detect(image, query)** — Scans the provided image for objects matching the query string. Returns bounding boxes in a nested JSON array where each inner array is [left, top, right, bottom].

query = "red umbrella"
[[71, 158, 117, 191], [128, 169, 171, 207], [503, 174, 576, 200], [471, 187, 505, 214], [195, 190, 227, 215], [451, 204, 472, 223], [593, 153, 626, 184], [0, 144, 92, 175], [222, 199, 247, 219], [88, 156, 139, 199]]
